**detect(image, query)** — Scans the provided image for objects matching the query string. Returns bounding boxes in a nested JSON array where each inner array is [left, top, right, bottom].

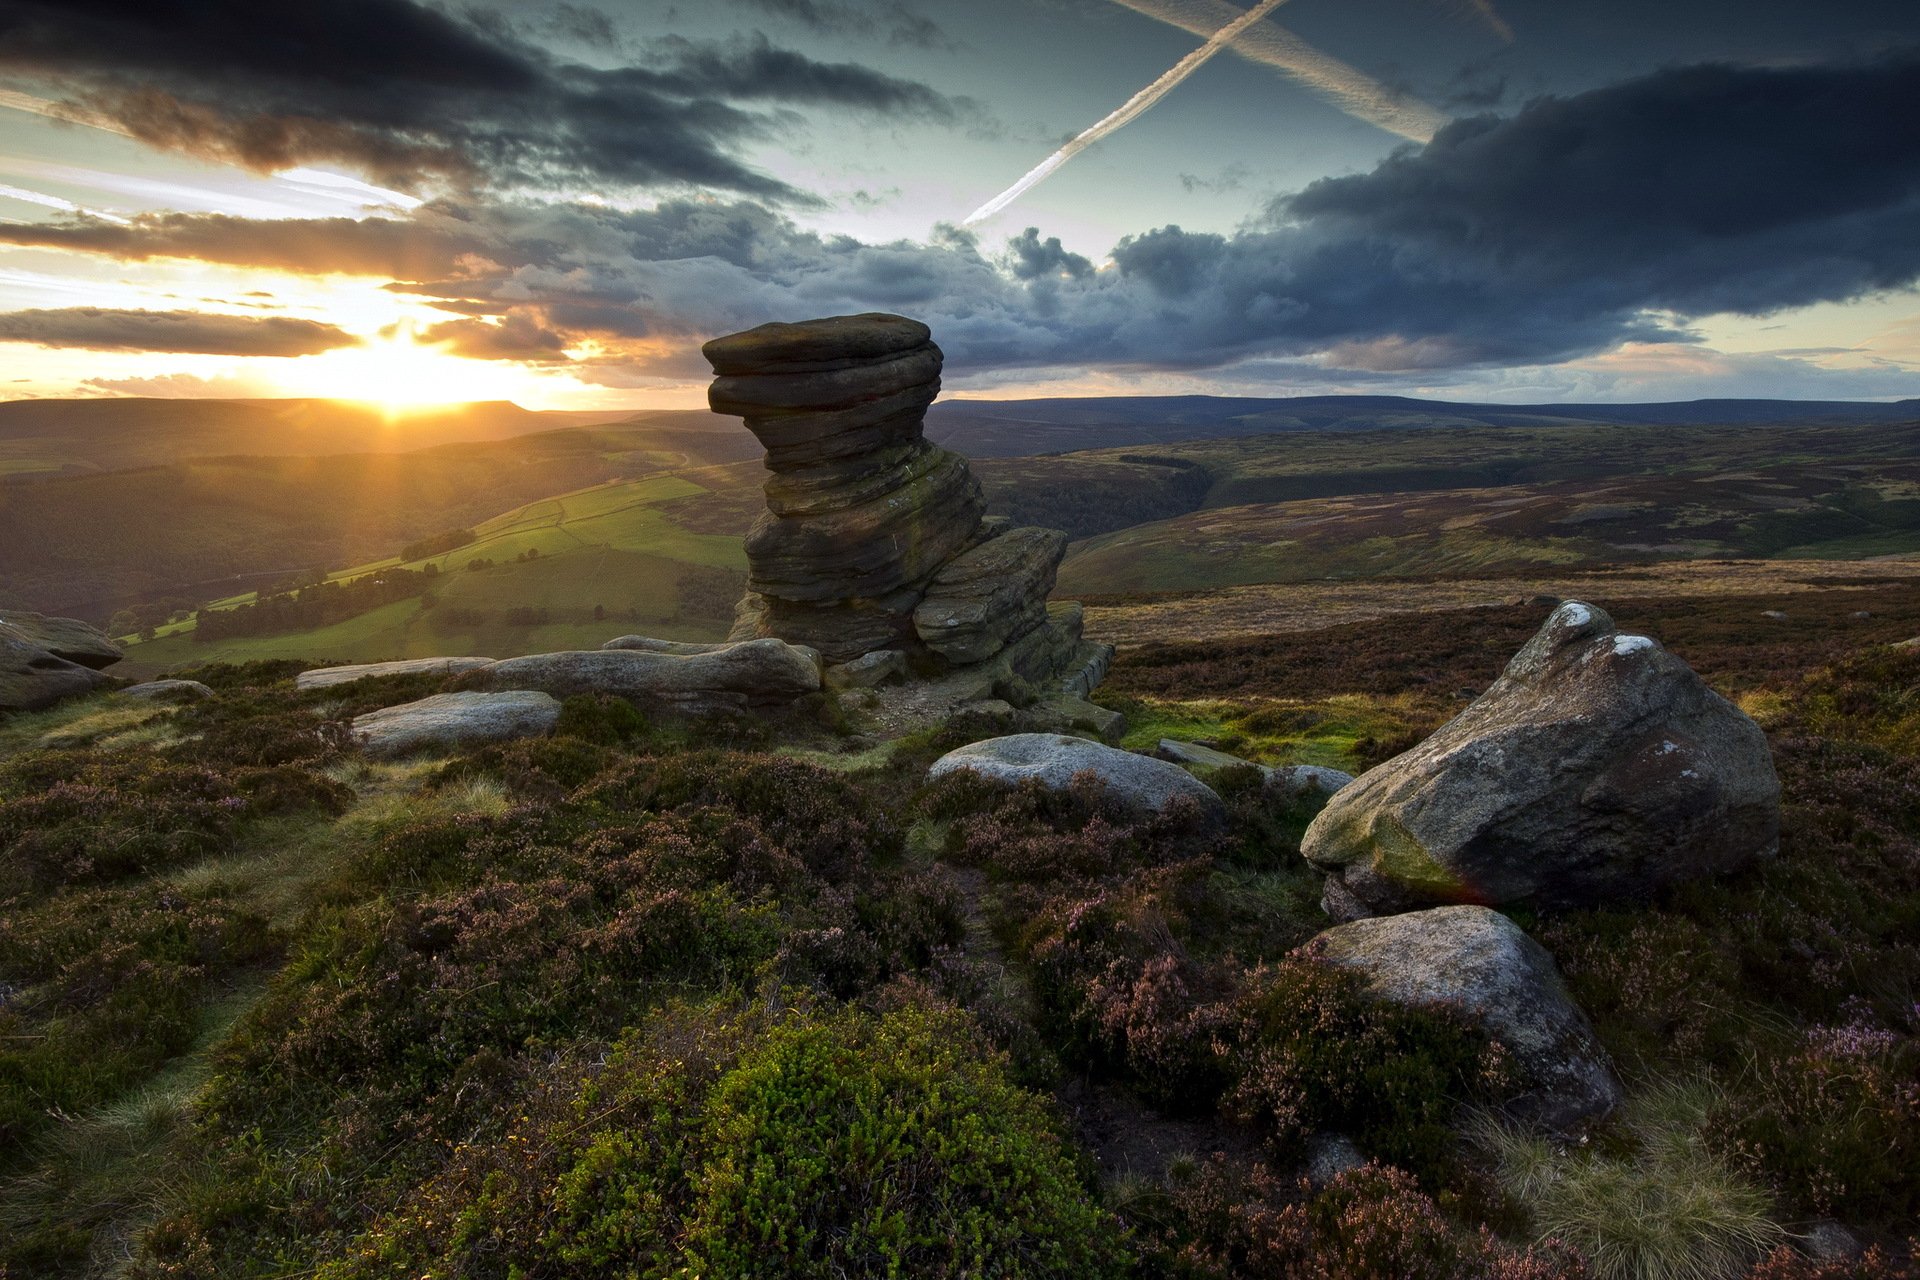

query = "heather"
[[2, 598, 1918, 1277]]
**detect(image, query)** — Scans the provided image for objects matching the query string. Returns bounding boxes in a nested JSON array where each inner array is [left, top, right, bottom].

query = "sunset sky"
[[0, 0, 1916, 409]]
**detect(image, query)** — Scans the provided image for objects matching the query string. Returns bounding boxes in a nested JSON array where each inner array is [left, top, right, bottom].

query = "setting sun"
[[270, 328, 550, 412]]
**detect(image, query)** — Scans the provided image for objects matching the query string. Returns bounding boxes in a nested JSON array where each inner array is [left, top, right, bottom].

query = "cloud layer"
[[0, 308, 358, 356], [0, 0, 967, 200], [4, 50, 1917, 386]]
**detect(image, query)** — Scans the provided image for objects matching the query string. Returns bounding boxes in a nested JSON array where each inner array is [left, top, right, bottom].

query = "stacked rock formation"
[[704, 312, 1104, 692]]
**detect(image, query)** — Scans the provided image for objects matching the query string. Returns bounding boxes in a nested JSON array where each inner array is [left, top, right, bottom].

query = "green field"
[[116, 474, 748, 676]]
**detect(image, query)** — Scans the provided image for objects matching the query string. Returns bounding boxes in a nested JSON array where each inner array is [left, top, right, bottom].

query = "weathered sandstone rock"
[[0, 611, 123, 669], [352, 690, 561, 759], [1303, 905, 1623, 1129], [913, 527, 1067, 664], [1154, 739, 1355, 801], [296, 656, 494, 691], [0, 632, 112, 712], [929, 733, 1225, 821], [473, 637, 821, 713], [122, 679, 214, 701], [1302, 600, 1780, 918]]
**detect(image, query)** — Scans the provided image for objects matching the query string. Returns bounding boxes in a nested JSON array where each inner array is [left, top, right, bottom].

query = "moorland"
[[1, 392, 1917, 1278]]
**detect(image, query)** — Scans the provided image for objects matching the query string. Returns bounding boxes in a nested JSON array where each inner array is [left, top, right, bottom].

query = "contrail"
[[1108, 0, 1450, 143], [962, 0, 1290, 226]]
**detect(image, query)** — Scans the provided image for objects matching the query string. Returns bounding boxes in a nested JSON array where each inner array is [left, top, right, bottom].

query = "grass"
[[1112, 691, 1437, 772], [1475, 1079, 1786, 1280]]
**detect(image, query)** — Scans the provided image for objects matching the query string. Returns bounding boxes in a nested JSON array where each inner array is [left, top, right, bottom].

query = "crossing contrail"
[[1107, 0, 1451, 143], [961, 0, 1291, 226]]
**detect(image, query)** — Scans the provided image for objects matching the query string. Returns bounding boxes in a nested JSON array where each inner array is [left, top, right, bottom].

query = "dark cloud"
[[0, 308, 358, 356], [11, 53, 1919, 384], [419, 314, 569, 360], [733, 0, 955, 51], [0, 0, 967, 199]]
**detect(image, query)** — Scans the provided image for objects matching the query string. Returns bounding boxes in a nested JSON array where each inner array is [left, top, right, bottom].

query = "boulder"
[[352, 690, 561, 759], [122, 678, 214, 701], [825, 649, 906, 690], [296, 656, 494, 691], [0, 611, 122, 669], [1, 632, 112, 712], [913, 526, 1068, 664], [1156, 740, 1353, 800], [929, 733, 1225, 821], [474, 637, 821, 713], [1019, 693, 1126, 743], [1303, 905, 1623, 1129], [1302, 601, 1780, 918]]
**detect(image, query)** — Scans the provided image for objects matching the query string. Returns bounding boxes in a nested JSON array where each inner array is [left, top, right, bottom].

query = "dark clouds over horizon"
[[0, 0, 1916, 397], [0, 308, 357, 356], [4, 50, 1918, 386]]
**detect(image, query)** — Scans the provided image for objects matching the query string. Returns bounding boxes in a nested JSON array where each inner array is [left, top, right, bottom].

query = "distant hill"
[[0, 397, 627, 478], [926, 394, 1920, 456]]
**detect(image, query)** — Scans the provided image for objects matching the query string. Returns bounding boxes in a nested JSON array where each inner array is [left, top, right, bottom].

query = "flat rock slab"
[[352, 690, 561, 759], [0, 611, 122, 669], [297, 657, 494, 690], [1, 633, 112, 712], [475, 638, 821, 712], [122, 679, 214, 701], [703, 313, 931, 374], [1303, 905, 1623, 1130], [1157, 740, 1354, 800], [929, 733, 1225, 820], [1303, 600, 1780, 917]]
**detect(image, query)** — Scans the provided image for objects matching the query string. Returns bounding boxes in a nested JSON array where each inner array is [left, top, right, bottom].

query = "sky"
[[0, 0, 1916, 409]]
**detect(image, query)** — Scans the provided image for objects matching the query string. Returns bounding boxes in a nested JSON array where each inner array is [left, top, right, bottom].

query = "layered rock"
[[1, 612, 121, 712], [297, 656, 495, 690], [1302, 600, 1780, 919], [352, 690, 561, 759], [471, 637, 821, 716], [703, 313, 1104, 696], [1302, 906, 1623, 1129]]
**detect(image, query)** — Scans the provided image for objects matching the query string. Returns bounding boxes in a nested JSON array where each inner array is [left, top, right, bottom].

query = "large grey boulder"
[[1302, 601, 1780, 918], [473, 637, 821, 714], [1303, 905, 1623, 1129], [913, 526, 1067, 664], [352, 690, 561, 759], [1, 632, 112, 712], [0, 611, 123, 669], [296, 656, 494, 691], [929, 733, 1225, 821]]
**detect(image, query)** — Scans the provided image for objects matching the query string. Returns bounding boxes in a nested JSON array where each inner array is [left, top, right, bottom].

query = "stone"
[[703, 312, 931, 374], [1303, 905, 1623, 1129], [1302, 601, 1780, 918], [602, 636, 740, 655], [1155, 740, 1353, 800], [474, 637, 821, 713], [352, 690, 561, 759], [913, 526, 1068, 663], [122, 678, 214, 701], [1306, 1134, 1367, 1186], [1020, 693, 1126, 743], [296, 656, 494, 691], [1761, 609, 1789, 621], [1, 632, 112, 712], [825, 649, 906, 690], [929, 733, 1226, 821], [0, 610, 122, 669]]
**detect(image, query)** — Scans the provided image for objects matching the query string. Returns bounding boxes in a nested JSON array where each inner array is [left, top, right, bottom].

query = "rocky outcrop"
[[352, 690, 561, 759], [703, 312, 1109, 701], [472, 637, 821, 715], [1302, 601, 1780, 919], [913, 527, 1067, 664], [825, 648, 906, 690], [929, 733, 1226, 821], [296, 656, 494, 691], [1303, 905, 1623, 1129], [0, 611, 123, 669], [1, 612, 120, 712]]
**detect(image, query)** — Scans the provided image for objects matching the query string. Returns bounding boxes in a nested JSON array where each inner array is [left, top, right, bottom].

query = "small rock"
[[601, 635, 739, 655], [1156, 739, 1253, 771], [122, 678, 214, 701], [296, 656, 494, 690], [1306, 1134, 1367, 1186], [352, 690, 561, 759], [825, 649, 907, 690], [0, 611, 123, 669], [1267, 764, 1355, 802], [929, 733, 1226, 821], [1303, 905, 1623, 1129], [1799, 1221, 1863, 1263], [1020, 693, 1126, 742], [1761, 610, 1789, 621], [1849, 611, 1872, 621]]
